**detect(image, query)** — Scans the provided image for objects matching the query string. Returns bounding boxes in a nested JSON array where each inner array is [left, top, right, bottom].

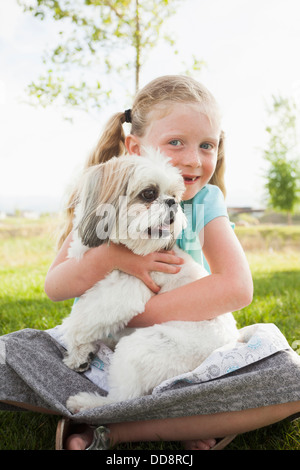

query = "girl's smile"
[[182, 175, 201, 185], [126, 102, 221, 201]]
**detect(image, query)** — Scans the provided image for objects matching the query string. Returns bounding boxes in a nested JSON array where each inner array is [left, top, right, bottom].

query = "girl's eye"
[[200, 142, 213, 150], [169, 139, 181, 147]]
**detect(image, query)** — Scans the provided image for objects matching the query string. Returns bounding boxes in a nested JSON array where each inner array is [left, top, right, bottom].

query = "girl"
[[1, 76, 300, 450]]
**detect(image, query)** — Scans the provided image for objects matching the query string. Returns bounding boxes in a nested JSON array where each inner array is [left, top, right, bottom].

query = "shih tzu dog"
[[62, 147, 238, 412]]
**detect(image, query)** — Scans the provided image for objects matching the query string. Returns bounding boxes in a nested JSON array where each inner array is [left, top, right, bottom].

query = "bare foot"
[[183, 438, 217, 450], [65, 425, 94, 450]]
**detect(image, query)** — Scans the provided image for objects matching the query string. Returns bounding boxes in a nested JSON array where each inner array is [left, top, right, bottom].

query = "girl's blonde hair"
[[58, 75, 226, 248]]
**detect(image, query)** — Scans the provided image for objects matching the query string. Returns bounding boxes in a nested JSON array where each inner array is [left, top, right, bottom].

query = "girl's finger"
[[143, 275, 161, 293], [155, 252, 184, 265], [154, 263, 182, 274]]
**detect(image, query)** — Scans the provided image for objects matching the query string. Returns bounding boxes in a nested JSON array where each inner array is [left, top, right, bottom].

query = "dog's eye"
[[140, 188, 158, 202]]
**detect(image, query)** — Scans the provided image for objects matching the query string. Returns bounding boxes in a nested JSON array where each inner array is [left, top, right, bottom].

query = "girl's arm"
[[127, 216, 253, 327], [44, 232, 184, 301]]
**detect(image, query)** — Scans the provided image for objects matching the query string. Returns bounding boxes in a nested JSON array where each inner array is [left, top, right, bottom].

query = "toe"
[[183, 438, 217, 450]]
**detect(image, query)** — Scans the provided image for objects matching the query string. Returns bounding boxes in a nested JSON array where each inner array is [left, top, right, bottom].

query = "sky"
[[0, 0, 300, 213]]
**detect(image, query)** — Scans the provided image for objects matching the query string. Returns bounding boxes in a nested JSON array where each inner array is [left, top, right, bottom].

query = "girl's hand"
[[44, 231, 184, 301], [110, 243, 184, 293]]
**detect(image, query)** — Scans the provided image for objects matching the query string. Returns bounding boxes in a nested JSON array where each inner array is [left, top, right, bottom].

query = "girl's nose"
[[185, 149, 201, 167]]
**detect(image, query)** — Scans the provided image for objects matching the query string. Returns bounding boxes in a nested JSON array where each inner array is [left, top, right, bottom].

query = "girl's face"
[[126, 103, 221, 201]]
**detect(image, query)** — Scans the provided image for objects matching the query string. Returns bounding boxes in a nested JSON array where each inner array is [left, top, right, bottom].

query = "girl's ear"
[[125, 134, 141, 155]]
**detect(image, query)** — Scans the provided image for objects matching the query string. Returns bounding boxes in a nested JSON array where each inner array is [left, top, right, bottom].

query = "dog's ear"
[[76, 157, 133, 247]]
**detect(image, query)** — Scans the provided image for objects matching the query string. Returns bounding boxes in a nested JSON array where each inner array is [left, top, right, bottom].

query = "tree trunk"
[[135, 0, 140, 93]]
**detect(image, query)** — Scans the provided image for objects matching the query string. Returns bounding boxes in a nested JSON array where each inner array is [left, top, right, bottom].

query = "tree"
[[263, 95, 300, 223], [18, 0, 186, 113]]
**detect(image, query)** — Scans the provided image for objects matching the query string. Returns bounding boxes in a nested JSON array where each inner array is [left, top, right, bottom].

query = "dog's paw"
[[63, 351, 95, 373], [66, 392, 107, 413], [66, 394, 88, 413]]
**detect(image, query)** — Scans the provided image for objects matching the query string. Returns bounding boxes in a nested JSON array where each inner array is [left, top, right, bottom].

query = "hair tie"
[[124, 109, 132, 123]]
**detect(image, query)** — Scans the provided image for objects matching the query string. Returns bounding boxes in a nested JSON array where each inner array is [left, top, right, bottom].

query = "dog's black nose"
[[165, 198, 176, 208]]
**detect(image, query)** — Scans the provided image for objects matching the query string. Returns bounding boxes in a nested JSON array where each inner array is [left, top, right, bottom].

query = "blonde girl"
[[1, 76, 299, 450]]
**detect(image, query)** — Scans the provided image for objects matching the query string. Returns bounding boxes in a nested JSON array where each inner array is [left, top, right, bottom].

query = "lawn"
[[0, 219, 299, 450]]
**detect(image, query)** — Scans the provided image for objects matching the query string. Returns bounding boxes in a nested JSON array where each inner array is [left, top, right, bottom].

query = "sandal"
[[210, 434, 237, 450], [56, 418, 69, 450], [55, 418, 110, 450]]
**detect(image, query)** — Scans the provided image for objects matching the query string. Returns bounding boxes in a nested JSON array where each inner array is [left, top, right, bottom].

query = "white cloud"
[[0, 80, 6, 105], [0, 0, 22, 41]]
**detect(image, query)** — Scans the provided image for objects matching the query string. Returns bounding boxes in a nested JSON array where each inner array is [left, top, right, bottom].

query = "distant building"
[[21, 211, 40, 220], [228, 207, 265, 217]]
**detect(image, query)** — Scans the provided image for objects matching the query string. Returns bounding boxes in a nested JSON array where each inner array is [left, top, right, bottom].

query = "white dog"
[[62, 148, 238, 412]]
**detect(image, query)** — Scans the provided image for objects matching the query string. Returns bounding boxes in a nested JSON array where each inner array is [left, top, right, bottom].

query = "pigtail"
[[208, 130, 226, 198], [57, 111, 129, 249], [56, 188, 78, 249], [85, 112, 127, 167]]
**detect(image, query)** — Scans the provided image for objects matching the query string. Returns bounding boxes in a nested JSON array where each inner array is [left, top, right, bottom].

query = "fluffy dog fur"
[[61, 148, 239, 412]]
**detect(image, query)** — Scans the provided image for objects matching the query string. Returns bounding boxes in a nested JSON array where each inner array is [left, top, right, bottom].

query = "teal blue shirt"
[[176, 184, 230, 273]]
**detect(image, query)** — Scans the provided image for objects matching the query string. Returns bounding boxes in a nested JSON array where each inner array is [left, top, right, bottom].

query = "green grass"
[[237, 251, 300, 344], [0, 234, 72, 334], [0, 220, 299, 450]]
